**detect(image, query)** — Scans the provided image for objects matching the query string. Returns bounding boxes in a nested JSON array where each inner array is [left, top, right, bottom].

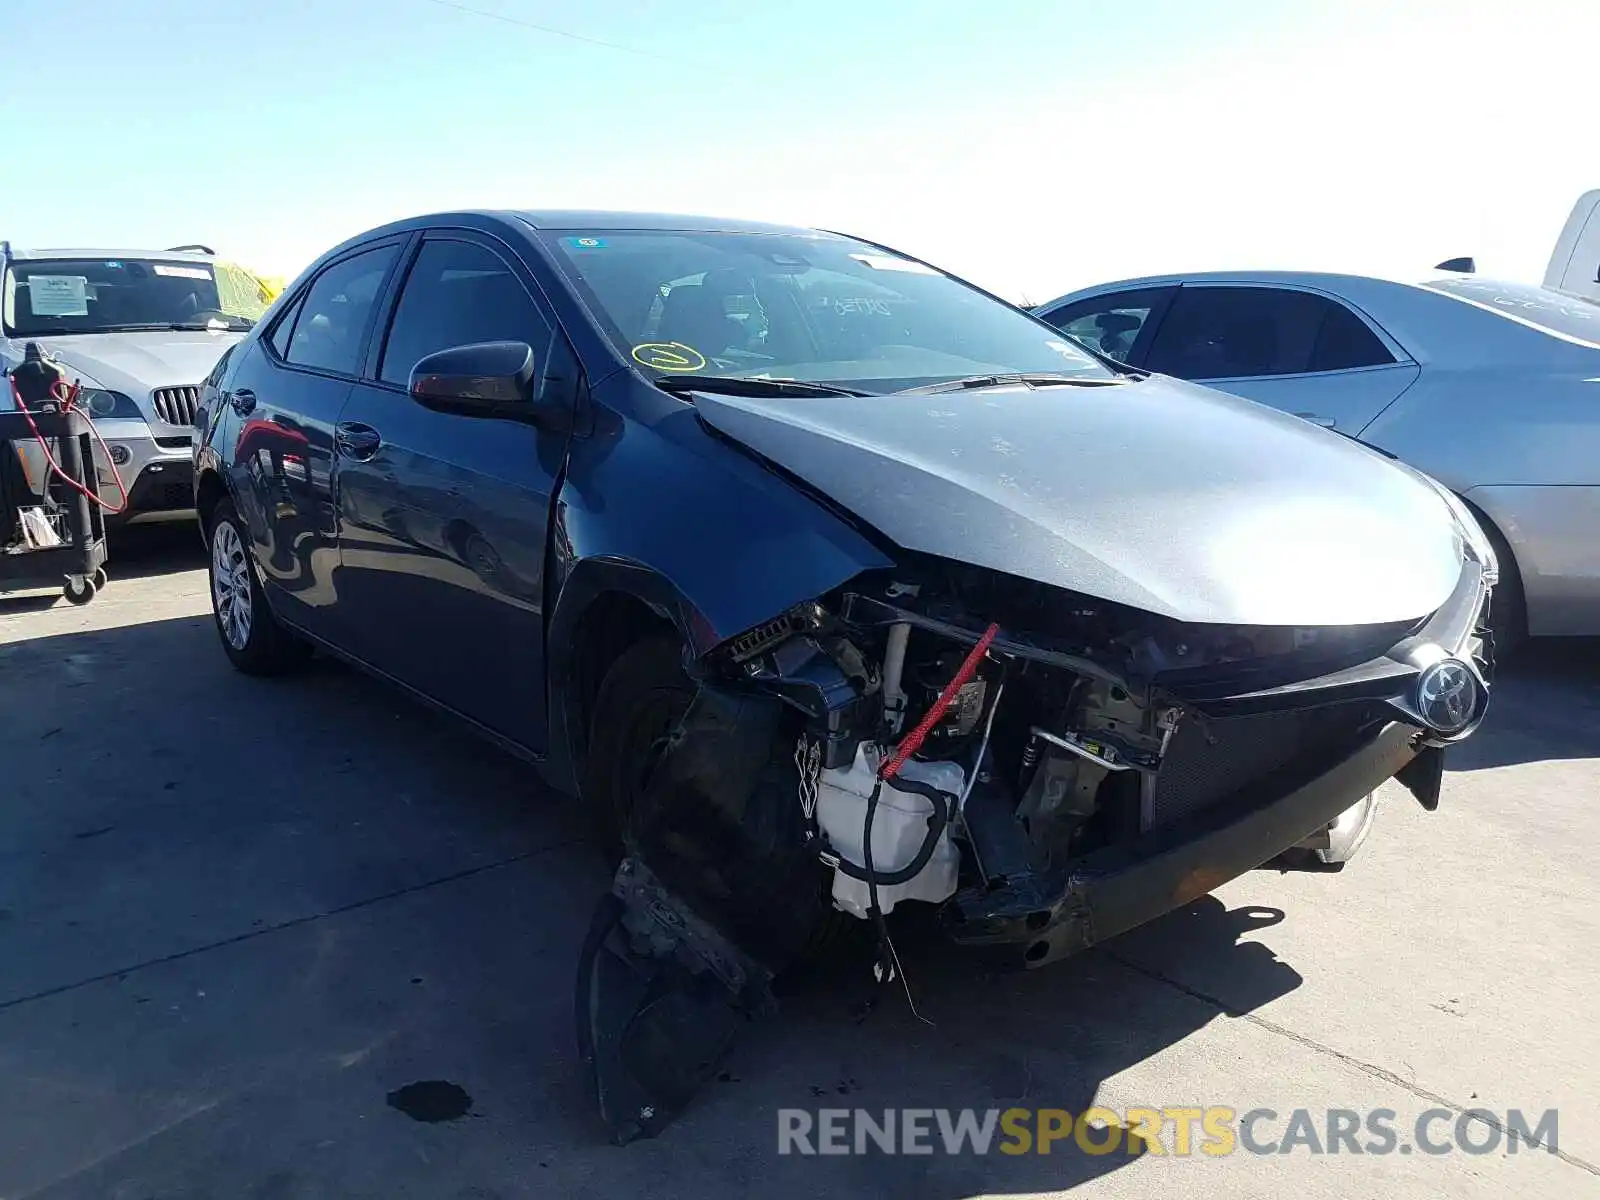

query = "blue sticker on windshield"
[[567, 237, 606, 250]]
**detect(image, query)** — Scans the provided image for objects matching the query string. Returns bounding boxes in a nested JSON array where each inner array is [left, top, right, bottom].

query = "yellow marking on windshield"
[[631, 342, 708, 372]]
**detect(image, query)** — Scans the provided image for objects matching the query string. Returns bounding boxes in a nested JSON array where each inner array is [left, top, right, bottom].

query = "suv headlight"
[[78, 388, 146, 421]]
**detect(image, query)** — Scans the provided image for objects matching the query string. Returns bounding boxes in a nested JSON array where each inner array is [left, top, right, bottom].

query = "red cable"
[[9, 377, 129, 515], [878, 622, 999, 781]]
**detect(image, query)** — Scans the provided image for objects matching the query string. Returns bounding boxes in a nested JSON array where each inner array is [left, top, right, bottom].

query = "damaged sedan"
[[191, 210, 1496, 1144]]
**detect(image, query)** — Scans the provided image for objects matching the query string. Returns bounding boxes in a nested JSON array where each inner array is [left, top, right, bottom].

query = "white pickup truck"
[[1544, 190, 1600, 301]]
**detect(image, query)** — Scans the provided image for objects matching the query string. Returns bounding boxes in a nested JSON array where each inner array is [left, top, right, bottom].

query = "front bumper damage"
[[577, 554, 1493, 1143], [942, 718, 1423, 968]]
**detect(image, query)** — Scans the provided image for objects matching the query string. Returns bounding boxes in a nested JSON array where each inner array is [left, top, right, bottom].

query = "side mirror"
[[409, 341, 538, 419]]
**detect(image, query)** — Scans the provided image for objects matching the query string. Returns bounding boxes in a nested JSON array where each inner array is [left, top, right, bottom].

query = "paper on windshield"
[[153, 264, 211, 280], [849, 253, 940, 275], [28, 275, 89, 316], [1046, 338, 1095, 365]]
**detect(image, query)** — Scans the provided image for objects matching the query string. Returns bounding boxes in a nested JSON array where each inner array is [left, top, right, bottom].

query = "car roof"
[[513, 208, 827, 236], [323, 209, 835, 247], [1033, 268, 1497, 311], [5, 246, 215, 262], [294, 209, 848, 281]]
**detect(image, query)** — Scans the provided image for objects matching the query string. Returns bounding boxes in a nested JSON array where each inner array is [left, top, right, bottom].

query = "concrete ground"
[[1, 525, 1597, 1200]]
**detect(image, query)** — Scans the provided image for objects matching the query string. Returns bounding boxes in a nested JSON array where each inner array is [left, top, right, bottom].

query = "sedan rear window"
[[1422, 277, 1600, 347]]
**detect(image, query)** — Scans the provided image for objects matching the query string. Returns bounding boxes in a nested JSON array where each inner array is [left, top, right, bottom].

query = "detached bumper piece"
[[576, 857, 775, 1146], [940, 720, 1423, 969], [576, 683, 816, 1145]]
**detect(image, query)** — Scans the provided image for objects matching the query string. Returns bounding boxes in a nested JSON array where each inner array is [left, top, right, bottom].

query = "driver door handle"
[[1295, 412, 1337, 428], [336, 421, 382, 460]]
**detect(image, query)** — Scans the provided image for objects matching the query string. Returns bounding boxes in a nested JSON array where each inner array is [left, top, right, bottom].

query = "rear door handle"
[[1295, 412, 1337, 427], [230, 389, 256, 416], [335, 421, 382, 460]]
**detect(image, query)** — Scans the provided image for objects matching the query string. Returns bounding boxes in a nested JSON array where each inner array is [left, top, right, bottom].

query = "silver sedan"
[[1034, 270, 1600, 651]]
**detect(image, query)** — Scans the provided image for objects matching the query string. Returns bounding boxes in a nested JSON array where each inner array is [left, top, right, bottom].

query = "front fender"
[[541, 379, 894, 792]]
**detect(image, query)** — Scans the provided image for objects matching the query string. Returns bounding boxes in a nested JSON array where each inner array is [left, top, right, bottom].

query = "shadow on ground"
[[0, 610, 1319, 1197], [0, 520, 204, 613], [1446, 637, 1600, 771], [104, 520, 207, 581]]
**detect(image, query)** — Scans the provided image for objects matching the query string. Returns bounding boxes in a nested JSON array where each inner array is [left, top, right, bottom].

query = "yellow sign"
[[631, 342, 707, 372]]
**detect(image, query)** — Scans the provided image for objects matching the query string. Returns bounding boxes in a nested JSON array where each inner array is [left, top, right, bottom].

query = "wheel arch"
[[195, 467, 229, 535], [542, 559, 710, 797], [1456, 488, 1529, 644]]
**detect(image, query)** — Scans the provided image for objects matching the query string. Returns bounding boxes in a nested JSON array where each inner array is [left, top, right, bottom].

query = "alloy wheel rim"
[[212, 521, 253, 650]]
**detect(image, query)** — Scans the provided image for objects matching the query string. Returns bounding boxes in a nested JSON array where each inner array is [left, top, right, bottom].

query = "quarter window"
[[379, 239, 550, 386], [1038, 287, 1175, 363], [283, 245, 399, 376], [1308, 302, 1394, 372], [267, 293, 305, 359], [1144, 286, 1394, 379]]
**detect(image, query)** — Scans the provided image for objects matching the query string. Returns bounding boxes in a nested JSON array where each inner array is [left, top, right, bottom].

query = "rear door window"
[[1145, 286, 1394, 379], [283, 245, 399, 376]]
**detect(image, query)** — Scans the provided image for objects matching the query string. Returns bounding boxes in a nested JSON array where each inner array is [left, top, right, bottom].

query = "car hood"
[[21, 330, 243, 395], [691, 376, 1466, 626]]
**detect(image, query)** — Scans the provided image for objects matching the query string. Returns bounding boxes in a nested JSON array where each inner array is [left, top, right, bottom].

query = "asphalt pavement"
[[1, 525, 1597, 1199]]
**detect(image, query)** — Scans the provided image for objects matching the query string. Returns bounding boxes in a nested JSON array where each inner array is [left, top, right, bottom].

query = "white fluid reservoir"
[[814, 743, 964, 919]]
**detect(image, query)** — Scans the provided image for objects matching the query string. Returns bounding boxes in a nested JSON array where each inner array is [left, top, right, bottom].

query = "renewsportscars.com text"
[[777, 1106, 1560, 1158]]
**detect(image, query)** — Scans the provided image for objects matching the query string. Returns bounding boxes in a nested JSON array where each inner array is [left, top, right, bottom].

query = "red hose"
[[878, 622, 999, 781], [9, 377, 129, 515]]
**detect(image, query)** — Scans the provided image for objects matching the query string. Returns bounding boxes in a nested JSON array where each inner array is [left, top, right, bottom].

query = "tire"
[[581, 636, 848, 963], [207, 499, 311, 676], [1275, 791, 1377, 871]]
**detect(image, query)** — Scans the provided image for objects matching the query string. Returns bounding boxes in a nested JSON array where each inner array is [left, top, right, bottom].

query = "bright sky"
[[2, 0, 1593, 304]]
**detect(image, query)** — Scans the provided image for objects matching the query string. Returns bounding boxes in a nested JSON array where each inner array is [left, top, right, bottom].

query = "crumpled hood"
[[21, 330, 242, 396], [692, 376, 1466, 626]]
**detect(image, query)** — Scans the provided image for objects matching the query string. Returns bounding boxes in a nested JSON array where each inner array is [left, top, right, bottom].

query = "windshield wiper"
[[170, 319, 255, 331], [654, 374, 873, 398], [898, 371, 1126, 395], [81, 320, 254, 333]]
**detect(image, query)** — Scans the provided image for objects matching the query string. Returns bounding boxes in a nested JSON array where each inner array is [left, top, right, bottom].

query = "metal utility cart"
[[0, 407, 110, 604]]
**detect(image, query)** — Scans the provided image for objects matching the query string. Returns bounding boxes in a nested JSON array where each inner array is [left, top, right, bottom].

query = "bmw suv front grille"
[[151, 385, 201, 426]]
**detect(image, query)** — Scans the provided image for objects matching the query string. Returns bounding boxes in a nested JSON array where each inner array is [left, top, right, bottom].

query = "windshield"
[[1422, 277, 1600, 347], [3, 257, 256, 336], [541, 229, 1114, 392]]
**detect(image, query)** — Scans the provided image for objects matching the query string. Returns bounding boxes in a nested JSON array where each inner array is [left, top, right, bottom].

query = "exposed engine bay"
[[728, 557, 1423, 915], [578, 554, 1492, 1143]]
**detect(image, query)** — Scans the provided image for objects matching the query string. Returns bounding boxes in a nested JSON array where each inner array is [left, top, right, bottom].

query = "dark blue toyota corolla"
[[192, 210, 1495, 1142]]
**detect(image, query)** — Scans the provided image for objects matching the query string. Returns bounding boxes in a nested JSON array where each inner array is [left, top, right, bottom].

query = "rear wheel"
[[581, 636, 848, 962], [207, 499, 312, 675]]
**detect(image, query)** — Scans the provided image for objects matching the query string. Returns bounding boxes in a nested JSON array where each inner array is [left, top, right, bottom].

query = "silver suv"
[[0, 242, 262, 526]]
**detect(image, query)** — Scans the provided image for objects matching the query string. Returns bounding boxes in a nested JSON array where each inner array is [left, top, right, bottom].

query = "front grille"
[[151, 385, 201, 426], [1148, 703, 1373, 830]]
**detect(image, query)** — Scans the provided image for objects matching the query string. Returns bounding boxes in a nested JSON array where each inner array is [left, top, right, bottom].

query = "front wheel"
[[580, 637, 850, 964], [207, 499, 311, 676]]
